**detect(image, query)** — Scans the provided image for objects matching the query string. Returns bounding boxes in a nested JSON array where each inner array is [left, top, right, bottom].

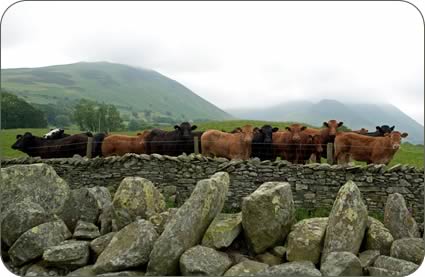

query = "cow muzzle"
[[393, 144, 400, 149]]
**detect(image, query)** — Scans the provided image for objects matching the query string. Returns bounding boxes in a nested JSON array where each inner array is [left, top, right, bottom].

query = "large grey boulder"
[[1, 164, 70, 217], [1, 201, 52, 247], [258, 261, 322, 276], [373, 255, 419, 276], [390, 238, 424, 265], [224, 260, 269, 276], [384, 193, 420, 239], [242, 182, 295, 254], [202, 213, 242, 249], [286, 217, 328, 264], [320, 251, 362, 276], [90, 232, 116, 258], [112, 177, 166, 231], [93, 219, 158, 274], [59, 186, 112, 232], [179, 245, 232, 276], [42, 240, 90, 269], [322, 181, 368, 263], [8, 219, 72, 266], [146, 172, 229, 276], [364, 217, 394, 255]]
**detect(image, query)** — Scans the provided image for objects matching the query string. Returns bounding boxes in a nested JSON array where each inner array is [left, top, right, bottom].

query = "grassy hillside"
[[2, 123, 423, 168], [1, 62, 232, 121]]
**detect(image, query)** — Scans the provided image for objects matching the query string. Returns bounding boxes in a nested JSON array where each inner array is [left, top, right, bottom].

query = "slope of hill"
[[228, 99, 424, 144], [1, 62, 232, 121]]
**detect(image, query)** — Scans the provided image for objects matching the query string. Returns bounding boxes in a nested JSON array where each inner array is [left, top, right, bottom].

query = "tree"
[[127, 119, 142, 131], [1, 91, 47, 129], [73, 99, 124, 132], [54, 114, 71, 127]]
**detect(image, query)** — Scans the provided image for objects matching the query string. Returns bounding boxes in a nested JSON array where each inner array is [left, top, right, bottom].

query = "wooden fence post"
[[86, 136, 93, 158], [194, 136, 199, 155], [327, 142, 334, 165]]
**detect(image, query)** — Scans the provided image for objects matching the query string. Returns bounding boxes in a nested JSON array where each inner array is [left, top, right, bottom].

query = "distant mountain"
[[228, 99, 424, 144], [1, 62, 232, 121]]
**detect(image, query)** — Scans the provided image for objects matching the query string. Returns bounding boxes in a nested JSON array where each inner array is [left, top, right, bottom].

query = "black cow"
[[43, 128, 70, 139], [93, 132, 108, 157], [11, 132, 93, 158], [366, 125, 395, 137], [145, 122, 198, 156], [251, 125, 279, 161]]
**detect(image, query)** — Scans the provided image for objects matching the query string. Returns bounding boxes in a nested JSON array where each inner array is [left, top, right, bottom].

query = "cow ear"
[[16, 134, 22, 139], [285, 126, 291, 131], [136, 132, 142, 136], [376, 126, 382, 131], [390, 126, 395, 131], [401, 132, 408, 138], [301, 126, 307, 131], [253, 127, 260, 132], [272, 127, 279, 132], [338, 122, 344, 127], [174, 125, 180, 130], [323, 122, 329, 127], [191, 125, 197, 130]]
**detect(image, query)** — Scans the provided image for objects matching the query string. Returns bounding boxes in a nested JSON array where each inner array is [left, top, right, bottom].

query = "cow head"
[[257, 125, 279, 143], [239, 125, 257, 143], [309, 134, 323, 153], [323, 120, 343, 140], [385, 131, 408, 150], [12, 132, 35, 150], [285, 124, 307, 143], [174, 122, 197, 139], [376, 125, 395, 135]]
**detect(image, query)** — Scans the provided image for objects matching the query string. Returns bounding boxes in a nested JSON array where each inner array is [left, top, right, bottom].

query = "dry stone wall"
[[2, 154, 424, 222]]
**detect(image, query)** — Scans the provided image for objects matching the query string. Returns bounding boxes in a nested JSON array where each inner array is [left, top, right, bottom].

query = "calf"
[[201, 125, 257, 160], [298, 133, 323, 164], [251, 125, 279, 161], [334, 131, 408, 165], [101, 131, 150, 156], [11, 132, 93, 158]]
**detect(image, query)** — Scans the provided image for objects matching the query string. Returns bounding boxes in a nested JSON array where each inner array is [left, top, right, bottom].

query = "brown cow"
[[201, 125, 258, 160], [273, 124, 307, 163], [334, 131, 408, 165], [303, 120, 344, 163], [299, 133, 324, 164], [101, 131, 151, 156], [353, 128, 368, 135]]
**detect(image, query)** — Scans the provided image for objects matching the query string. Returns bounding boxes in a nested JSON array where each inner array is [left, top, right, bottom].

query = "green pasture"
[[1, 121, 423, 169]]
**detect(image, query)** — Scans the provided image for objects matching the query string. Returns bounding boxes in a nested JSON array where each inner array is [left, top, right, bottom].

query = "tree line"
[[1, 90, 124, 132]]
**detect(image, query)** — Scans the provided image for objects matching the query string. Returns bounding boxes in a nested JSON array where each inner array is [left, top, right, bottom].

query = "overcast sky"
[[1, 1, 424, 124]]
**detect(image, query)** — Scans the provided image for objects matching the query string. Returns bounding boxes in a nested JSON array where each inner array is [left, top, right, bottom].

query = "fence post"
[[327, 142, 334, 164], [194, 136, 199, 155], [86, 136, 93, 159]]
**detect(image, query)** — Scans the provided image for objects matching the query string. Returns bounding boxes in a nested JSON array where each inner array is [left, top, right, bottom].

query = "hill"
[[228, 99, 424, 144], [1, 62, 232, 121]]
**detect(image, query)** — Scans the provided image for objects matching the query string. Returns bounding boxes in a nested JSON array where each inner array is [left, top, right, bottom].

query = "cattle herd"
[[11, 120, 408, 165]]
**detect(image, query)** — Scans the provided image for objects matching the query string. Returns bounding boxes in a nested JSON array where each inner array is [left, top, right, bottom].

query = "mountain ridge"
[[1, 61, 232, 121], [227, 99, 424, 144]]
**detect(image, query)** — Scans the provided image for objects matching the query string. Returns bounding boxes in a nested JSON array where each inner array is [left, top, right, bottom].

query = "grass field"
[[1, 120, 423, 168]]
